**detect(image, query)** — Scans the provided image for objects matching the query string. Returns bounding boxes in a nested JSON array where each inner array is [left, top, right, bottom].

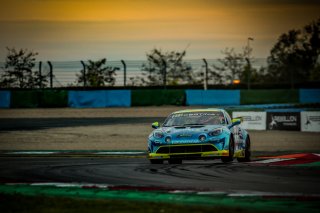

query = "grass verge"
[[0, 193, 270, 213]]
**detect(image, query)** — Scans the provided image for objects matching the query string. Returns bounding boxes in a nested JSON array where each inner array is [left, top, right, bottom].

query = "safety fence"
[[0, 89, 319, 108], [0, 59, 268, 87], [232, 111, 320, 132]]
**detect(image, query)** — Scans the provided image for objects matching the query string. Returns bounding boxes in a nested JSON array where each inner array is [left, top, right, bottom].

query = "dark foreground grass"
[[0, 193, 274, 213]]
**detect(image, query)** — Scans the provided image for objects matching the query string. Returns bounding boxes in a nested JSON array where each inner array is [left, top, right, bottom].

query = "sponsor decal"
[[266, 112, 300, 131], [177, 134, 193, 138], [171, 140, 200, 144], [172, 113, 217, 118]]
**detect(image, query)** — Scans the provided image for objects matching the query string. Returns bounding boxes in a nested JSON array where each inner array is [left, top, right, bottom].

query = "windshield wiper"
[[163, 125, 184, 127], [183, 123, 203, 126]]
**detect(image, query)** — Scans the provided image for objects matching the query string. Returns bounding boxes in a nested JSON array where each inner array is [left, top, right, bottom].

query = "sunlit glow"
[[233, 79, 241, 84], [0, 0, 319, 60]]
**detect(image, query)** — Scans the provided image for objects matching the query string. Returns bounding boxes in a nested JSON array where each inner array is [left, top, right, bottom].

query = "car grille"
[[156, 144, 217, 154]]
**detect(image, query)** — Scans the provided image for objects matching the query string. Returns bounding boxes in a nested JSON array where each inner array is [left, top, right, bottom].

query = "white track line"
[[252, 158, 295, 164], [95, 152, 145, 155], [8, 151, 56, 154]]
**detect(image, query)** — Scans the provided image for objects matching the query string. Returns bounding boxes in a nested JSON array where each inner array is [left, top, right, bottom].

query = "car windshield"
[[163, 111, 226, 127]]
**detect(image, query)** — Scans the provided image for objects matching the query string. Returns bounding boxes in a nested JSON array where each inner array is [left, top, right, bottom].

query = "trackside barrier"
[[299, 89, 320, 103], [186, 90, 240, 106], [10, 90, 68, 108], [68, 90, 131, 108], [39, 90, 68, 107], [131, 90, 185, 106], [232, 111, 266, 130], [0, 91, 10, 108], [2, 89, 320, 108], [266, 112, 301, 131], [233, 111, 320, 132], [240, 89, 299, 105], [11, 90, 39, 108]]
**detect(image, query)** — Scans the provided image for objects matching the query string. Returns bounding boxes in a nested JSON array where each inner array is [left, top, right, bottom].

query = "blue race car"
[[148, 108, 251, 164]]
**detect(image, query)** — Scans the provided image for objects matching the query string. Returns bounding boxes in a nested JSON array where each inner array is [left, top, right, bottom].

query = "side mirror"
[[228, 118, 242, 129], [232, 117, 243, 124], [152, 122, 160, 129]]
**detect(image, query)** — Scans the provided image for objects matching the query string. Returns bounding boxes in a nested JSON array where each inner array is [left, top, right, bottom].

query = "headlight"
[[165, 136, 171, 143], [153, 131, 164, 139], [199, 135, 206, 142], [208, 128, 223, 136]]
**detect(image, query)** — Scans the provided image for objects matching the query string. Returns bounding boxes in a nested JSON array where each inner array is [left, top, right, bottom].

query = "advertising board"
[[266, 112, 300, 131], [232, 111, 266, 130], [301, 111, 320, 132]]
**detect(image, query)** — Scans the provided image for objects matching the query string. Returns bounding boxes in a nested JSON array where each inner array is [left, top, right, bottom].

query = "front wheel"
[[221, 136, 234, 163]]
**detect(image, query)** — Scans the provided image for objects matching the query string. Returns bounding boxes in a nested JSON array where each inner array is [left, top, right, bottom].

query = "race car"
[[147, 108, 251, 164]]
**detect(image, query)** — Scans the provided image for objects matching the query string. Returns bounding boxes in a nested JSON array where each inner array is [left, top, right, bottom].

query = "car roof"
[[172, 108, 225, 114]]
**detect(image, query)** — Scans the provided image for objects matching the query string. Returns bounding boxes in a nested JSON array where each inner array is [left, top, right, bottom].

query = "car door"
[[224, 111, 243, 152]]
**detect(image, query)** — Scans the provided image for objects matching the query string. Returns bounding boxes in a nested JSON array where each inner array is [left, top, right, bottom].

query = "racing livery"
[[148, 109, 251, 164]]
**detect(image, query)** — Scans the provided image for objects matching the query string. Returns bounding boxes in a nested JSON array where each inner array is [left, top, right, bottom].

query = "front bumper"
[[148, 149, 230, 160]]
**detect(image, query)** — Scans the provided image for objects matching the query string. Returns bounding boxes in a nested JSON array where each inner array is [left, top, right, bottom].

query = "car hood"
[[159, 125, 223, 136]]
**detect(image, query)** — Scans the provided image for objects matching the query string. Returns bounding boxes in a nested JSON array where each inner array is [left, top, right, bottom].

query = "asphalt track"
[[0, 157, 319, 194], [0, 117, 165, 131], [0, 115, 319, 196]]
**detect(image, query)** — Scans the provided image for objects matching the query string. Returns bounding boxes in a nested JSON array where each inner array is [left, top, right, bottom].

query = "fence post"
[[80, 60, 86, 87], [121, 60, 126, 87], [202, 58, 208, 90], [245, 58, 251, 90], [162, 59, 167, 89], [47, 61, 53, 88], [38, 61, 42, 88]]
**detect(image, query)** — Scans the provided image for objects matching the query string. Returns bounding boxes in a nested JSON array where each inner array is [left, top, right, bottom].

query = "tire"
[[168, 158, 182, 164], [221, 136, 234, 163], [150, 159, 163, 164], [237, 137, 251, 162]]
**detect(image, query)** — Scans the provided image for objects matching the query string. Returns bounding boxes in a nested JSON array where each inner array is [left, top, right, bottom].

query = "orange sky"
[[0, 0, 319, 60]]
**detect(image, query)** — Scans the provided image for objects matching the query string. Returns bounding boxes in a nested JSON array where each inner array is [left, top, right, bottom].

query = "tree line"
[[1, 18, 319, 88]]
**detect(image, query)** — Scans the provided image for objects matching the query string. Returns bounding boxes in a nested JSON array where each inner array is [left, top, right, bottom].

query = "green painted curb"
[[0, 184, 319, 213], [293, 161, 320, 167]]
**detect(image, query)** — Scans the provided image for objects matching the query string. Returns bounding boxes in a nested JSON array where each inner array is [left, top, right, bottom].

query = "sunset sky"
[[0, 0, 319, 61]]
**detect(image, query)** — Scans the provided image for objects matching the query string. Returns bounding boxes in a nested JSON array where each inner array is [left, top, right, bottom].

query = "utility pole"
[[246, 37, 254, 90], [47, 61, 53, 88], [202, 58, 208, 90], [162, 59, 167, 89], [80, 60, 86, 87], [121, 60, 127, 87], [38, 61, 42, 88]]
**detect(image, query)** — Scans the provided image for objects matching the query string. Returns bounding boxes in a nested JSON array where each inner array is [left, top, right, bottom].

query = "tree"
[[267, 18, 320, 83], [0, 47, 46, 88], [140, 48, 193, 86], [214, 48, 245, 84], [76, 58, 119, 87]]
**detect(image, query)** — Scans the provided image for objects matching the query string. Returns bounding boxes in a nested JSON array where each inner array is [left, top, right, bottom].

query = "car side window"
[[224, 112, 232, 125]]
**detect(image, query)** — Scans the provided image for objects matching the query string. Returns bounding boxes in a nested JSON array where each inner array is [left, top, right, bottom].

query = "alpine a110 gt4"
[[147, 108, 251, 164]]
